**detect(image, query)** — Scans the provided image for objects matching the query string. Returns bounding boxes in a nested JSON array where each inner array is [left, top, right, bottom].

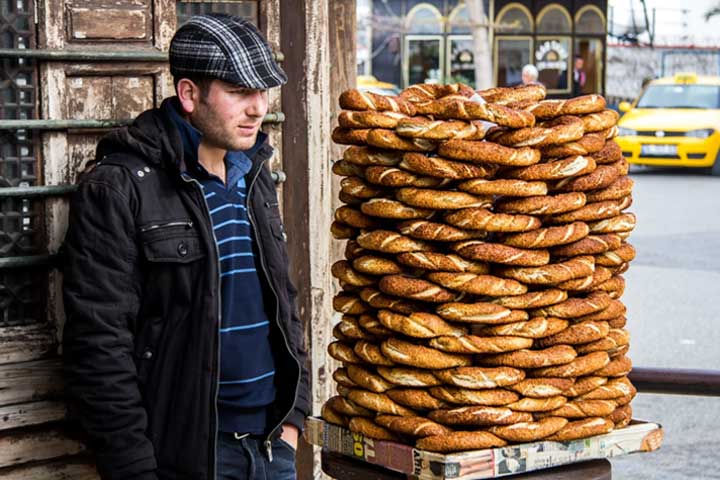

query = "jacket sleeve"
[[61, 174, 158, 480], [284, 278, 312, 432]]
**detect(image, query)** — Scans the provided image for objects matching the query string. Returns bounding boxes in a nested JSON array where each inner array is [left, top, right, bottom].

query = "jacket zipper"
[[246, 150, 302, 462], [180, 174, 223, 480], [139, 220, 193, 233]]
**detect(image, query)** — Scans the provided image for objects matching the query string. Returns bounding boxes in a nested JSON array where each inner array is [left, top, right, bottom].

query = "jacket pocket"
[[139, 220, 205, 263]]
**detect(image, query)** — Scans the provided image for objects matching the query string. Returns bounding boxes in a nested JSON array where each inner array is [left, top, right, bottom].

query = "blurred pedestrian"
[[521, 64, 541, 86], [573, 54, 587, 95]]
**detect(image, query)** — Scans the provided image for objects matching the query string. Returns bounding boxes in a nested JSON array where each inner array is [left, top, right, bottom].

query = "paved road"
[[609, 168, 720, 479]]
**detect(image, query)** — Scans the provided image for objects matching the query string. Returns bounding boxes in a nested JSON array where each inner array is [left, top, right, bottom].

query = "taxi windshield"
[[636, 84, 720, 109]]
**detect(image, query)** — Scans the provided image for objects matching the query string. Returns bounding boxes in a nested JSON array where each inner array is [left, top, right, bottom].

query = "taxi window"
[[636, 84, 720, 109]]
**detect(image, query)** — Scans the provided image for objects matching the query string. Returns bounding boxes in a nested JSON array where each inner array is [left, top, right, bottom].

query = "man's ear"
[[177, 78, 200, 114]]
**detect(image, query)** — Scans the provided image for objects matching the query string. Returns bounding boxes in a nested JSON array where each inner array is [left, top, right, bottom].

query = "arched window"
[[448, 4, 472, 34], [537, 4, 571, 33], [495, 3, 533, 34], [575, 5, 606, 34], [405, 3, 443, 34]]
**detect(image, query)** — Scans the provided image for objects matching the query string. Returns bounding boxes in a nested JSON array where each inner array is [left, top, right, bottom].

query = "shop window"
[[176, 0, 257, 26], [405, 3, 443, 34], [574, 38, 603, 94], [575, 6, 605, 34], [495, 3, 533, 34], [537, 4, 571, 34], [495, 37, 532, 87], [448, 5, 472, 34], [405, 35, 443, 85], [447, 36, 475, 87], [535, 36, 571, 93]]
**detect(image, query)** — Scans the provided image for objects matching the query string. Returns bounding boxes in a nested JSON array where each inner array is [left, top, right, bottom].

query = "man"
[[520, 64, 540, 86], [572, 55, 587, 95], [61, 13, 310, 480]]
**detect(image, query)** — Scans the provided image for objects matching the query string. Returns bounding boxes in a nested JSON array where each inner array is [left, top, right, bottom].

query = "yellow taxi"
[[616, 73, 720, 175], [357, 75, 400, 96]]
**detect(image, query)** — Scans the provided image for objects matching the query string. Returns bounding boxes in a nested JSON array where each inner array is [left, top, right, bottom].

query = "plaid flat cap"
[[170, 13, 287, 89]]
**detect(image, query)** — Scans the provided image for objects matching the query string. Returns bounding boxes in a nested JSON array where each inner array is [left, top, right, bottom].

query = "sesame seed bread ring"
[[490, 289, 569, 309], [481, 345, 577, 369], [554, 165, 620, 192], [334, 316, 375, 341], [545, 417, 614, 441], [457, 178, 548, 196], [495, 192, 587, 215], [429, 405, 533, 426], [614, 390, 636, 407], [396, 252, 489, 274], [332, 159, 366, 178], [364, 166, 447, 188], [540, 399, 617, 419], [507, 395, 568, 412], [357, 314, 396, 337], [531, 352, 610, 378], [612, 157, 630, 175], [503, 155, 596, 181], [346, 364, 395, 393], [343, 146, 403, 166], [434, 366, 526, 389], [592, 140, 624, 165], [600, 125, 619, 139], [535, 321, 611, 348], [438, 140, 541, 166], [502, 222, 589, 249], [490, 116, 585, 148], [398, 220, 486, 242], [575, 299, 626, 322], [348, 416, 400, 441], [588, 213, 636, 234], [376, 415, 452, 438], [416, 430, 507, 452], [436, 302, 529, 325], [377, 366, 443, 387], [334, 206, 378, 229], [332, 127, 371, 146], [396, 187, 492, 210], [581, 109, 620, 133], [399, 152, 497, 179], [586, 177, 634, 203], [532, 292, 612, 318], [367, 129, 435, 152], [429, 335, 533, 354], [361, 198, 434, 220], [496, 255, 595, 286], [615, 194, 633, 211], [340, 176, 386, 199], [594, 355, 632, 377], [333, 368, 359, 388], [400, 83, 476, 102], [419, 97, 536, 128], [331, 260, 377, 287], [353, 340, 395, 366], [607, 316, 627, 329], [339, 89, 416, 115], [326, 395, 374, 417], [381, 338, 472, 369], [563, 376, 608, 397], [478, 84, 547, 105], [396, 117, 487, 140], [444, 208, 542, 233], [489, 417, 568, 442], [541, 133, 606, 157], [386, 388, 448, 410], [377, 309, 467, 339], [609, 404, 633, 429], [610, 344, 630, 359], [578, 376, 636, 401], [577, 328, 631, 356], [321, 402, 350, 427], [338, 110, 409, 129], [357, 230, 431, 254], [427, 272, 528, 296], [338, 190, 364, 206], [547, 200, 622, 224], [331, 221, 357, 239], [429, 386, 520, 406], [453, 240, 551, 267], [328, 341, 362, 364], [481, 317, 569, 339], [557, 267, 613, 292], [506, 378, 576, 398], [595, 243, 636, 267], [333, 293, 370, 315], [527, 95, 607, 119], [552, 234, 623, 257], [379, 275, 456, 303], [352, 256, 404, 276], [347, 389, 416, 416]]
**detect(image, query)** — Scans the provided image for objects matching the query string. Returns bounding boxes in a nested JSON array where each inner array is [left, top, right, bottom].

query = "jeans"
[[217, 432, 296, 480]]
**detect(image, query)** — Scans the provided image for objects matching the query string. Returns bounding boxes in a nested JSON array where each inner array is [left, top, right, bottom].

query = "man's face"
[[521, 71, 534, 85], [575, 57, 584, 70], [190, 79, 269, 151]]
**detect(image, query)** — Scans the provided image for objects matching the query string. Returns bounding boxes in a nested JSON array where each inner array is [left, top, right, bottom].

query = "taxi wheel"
[[712, 152, 720, 176]]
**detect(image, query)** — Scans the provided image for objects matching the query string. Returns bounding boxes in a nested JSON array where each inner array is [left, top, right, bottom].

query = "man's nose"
[[245, 91, 265, 117]]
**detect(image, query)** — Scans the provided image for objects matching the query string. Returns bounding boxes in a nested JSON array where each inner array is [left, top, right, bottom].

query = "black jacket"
[[61, 98, 310, 480]]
